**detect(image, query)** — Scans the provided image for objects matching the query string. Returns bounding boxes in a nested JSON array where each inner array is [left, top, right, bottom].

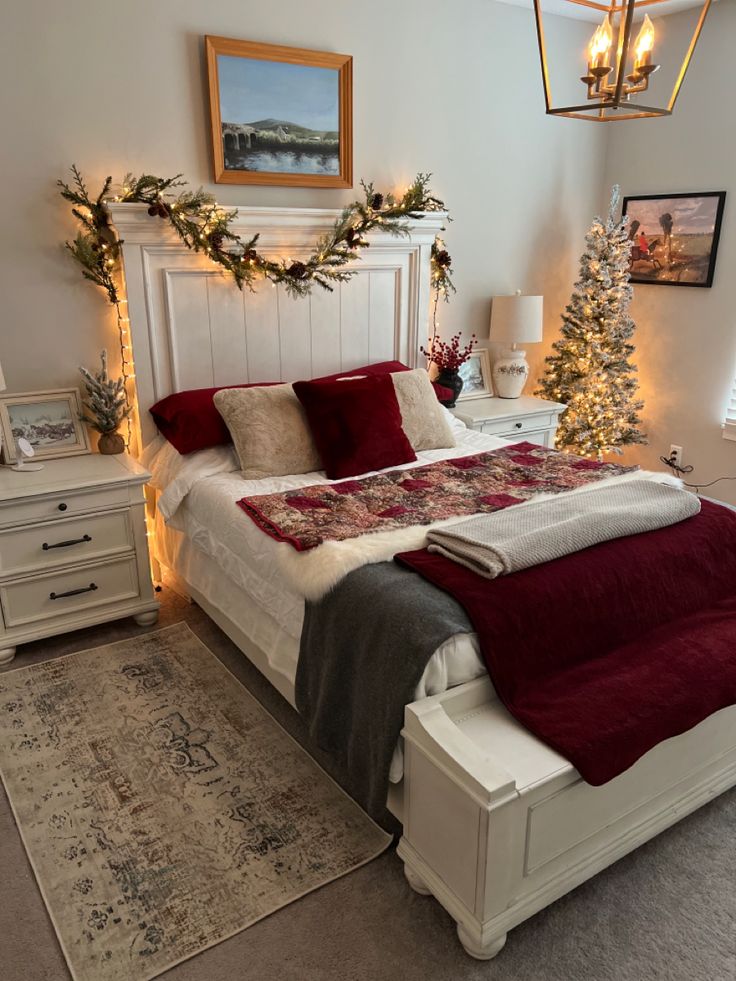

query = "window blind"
[[724, 384, 736, 441]]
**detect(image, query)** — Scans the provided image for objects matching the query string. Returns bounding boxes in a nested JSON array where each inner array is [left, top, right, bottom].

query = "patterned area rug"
[[0, 623, 390, 981]]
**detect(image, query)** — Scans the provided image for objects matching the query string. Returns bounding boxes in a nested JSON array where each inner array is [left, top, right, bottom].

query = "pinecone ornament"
[[287, 261, 308, 280], [147, 201, 170, 219]]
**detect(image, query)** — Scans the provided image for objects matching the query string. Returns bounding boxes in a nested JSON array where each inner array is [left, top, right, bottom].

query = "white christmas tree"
[[537, 186, 646, 459]]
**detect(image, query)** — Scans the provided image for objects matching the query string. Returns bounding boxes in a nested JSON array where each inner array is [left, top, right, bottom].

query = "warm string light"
[[112, 300, 134, 451], [425, 236, 456, 366]]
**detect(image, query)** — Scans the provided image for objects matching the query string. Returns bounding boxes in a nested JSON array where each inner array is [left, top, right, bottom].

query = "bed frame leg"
[[457, 924, 507, 960], [403, 862, 432, 895], [0, 646, 16, 665]]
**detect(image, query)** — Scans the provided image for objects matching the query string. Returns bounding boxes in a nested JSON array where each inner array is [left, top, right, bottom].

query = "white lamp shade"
[[489, 293, 544, 346]]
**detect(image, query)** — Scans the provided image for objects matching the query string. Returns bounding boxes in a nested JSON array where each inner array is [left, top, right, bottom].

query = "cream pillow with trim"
[[214, 384, 322, 479]]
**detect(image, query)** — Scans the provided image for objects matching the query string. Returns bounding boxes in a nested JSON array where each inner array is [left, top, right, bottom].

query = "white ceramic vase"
[[492, 349, 529, 399]]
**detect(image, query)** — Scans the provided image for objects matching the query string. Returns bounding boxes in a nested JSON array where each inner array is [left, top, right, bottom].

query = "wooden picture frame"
[[0, 389, 90, 464], [205, 36, 353, 188], [622, 192, 727, 288], [458, 350, 493, 400]]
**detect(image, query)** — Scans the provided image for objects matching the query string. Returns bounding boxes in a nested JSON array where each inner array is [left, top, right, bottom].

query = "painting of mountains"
[[206, 37, 352, 187]]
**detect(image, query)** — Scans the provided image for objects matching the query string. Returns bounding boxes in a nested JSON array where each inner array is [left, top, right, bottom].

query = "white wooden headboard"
[[107, 203, 446, 449]]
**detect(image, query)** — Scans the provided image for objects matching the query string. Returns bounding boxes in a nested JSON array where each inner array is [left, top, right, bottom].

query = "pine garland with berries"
[[58, 167, 453, 302], [536, 186, 646, 458]]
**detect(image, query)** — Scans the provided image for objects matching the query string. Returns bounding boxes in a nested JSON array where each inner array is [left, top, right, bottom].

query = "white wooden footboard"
[[397, 678, 736, 959]]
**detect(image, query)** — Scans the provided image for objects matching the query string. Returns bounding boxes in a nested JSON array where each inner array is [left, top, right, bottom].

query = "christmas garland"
[[57, 167, 455, 303]]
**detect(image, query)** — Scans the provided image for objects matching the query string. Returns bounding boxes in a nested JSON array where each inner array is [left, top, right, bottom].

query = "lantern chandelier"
[[533, 0, 713, 120]]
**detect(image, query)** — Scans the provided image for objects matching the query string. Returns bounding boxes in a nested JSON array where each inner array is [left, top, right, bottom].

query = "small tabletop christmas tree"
[[537, 186, 646, 459], [79, 350, 131, 455]]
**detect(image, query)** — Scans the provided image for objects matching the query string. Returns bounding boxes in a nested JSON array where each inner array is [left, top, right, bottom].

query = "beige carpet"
[[1, 584, 735, 981], [0, 622, 389, 981]]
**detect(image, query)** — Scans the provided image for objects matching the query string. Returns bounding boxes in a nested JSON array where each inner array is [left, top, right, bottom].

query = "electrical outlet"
[[669, 444, 683, 468]]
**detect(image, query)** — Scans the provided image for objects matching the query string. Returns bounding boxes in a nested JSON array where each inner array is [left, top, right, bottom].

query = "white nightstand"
[[0, 454, 159, 665], [451, 395, 566, 447]]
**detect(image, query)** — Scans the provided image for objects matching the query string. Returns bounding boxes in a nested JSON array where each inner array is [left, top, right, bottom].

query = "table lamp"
[[489, 291, 543, 398]]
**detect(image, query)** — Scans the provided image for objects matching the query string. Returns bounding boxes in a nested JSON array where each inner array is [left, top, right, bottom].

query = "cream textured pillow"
[[392, 369, 456, 451], [214, 384, 322, 479]]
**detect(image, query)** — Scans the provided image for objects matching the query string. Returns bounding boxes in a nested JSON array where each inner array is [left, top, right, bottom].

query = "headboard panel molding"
[[107, 203, 446, 448]]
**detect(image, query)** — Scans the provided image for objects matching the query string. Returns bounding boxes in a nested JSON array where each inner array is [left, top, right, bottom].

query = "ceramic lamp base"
[[492, 349, 529, 399]]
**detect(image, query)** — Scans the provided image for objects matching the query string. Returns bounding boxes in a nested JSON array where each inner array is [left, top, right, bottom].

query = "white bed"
[[110, 201, 736, 962], [143, 416, 509, 783]]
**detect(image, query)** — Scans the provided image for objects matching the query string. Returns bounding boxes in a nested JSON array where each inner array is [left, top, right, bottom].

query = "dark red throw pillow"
[[150, 383, 278, 455], [292, 374, 416, 479], [317, 360, 453, 404]]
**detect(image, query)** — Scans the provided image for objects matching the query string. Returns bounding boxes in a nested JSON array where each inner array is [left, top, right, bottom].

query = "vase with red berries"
[[421, 332, 476, 407]]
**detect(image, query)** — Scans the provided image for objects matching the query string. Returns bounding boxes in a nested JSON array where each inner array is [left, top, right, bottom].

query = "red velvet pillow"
[[292, 374, 417, 479], [320, 360, 409, 382], [150, 383, 278, 455], [317, 360, 453, 404]]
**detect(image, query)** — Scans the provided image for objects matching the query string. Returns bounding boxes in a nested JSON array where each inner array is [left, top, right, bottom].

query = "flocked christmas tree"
[[537, 186, 646, 459]]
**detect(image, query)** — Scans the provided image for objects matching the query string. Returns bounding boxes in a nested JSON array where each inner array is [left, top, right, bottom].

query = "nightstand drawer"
[[480, 412, 554, 437], [0, 509, 134, 577], [1, 556, 140, 629], [0, 485, 131, 530]]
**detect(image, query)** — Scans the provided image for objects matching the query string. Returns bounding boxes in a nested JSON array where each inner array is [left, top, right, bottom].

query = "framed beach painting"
[[0, 389, 90, 464], [205, 36, 353, 188], [622, 192, 726, 288], [458, 350, 493, 401]]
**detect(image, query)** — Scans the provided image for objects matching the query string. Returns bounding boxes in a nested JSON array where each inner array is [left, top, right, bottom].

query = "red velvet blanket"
[[237, 442, 634, 551], [396, 499, 736, 784]]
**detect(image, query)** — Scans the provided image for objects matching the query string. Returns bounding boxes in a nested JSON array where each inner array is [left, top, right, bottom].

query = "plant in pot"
[[421, 332, 476, 407], [79, 350, 131, 454]]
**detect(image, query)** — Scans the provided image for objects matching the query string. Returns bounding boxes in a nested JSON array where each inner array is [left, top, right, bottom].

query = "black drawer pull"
[[514, 422, 523, 429], [42, 534, 92, 551], [57, 503, 68, 512], [49, 583, 98, 600]]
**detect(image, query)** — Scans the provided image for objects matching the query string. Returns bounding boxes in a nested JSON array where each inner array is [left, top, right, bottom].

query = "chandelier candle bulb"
[[634, 15, 657, 74], [589, 15, 613, 73]]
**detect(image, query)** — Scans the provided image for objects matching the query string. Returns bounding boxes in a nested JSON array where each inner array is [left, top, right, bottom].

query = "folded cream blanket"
[[426, 480, 701, 579]]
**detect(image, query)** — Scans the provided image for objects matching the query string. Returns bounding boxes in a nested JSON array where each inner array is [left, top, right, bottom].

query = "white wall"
[[0, 0, 605, 403], [603, 1, 736, 502]]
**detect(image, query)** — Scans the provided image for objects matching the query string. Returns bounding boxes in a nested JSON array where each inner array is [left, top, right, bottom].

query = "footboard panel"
[[398, 680, 736, 959]]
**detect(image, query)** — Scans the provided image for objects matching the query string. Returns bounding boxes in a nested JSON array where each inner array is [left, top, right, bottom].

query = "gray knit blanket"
[[426, 480, 701, 579]]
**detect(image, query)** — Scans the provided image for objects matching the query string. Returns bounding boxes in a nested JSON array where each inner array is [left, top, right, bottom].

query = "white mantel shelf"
[[106, 202, 448, 248]]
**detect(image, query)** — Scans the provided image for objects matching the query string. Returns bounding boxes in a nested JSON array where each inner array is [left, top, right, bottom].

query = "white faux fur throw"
[[275, 469, 683, 601]]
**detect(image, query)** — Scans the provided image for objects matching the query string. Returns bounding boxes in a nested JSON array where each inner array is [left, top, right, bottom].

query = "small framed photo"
[[622, 191, 726, 288], [458, 350, 493, 400], [205, 35, 353, 188], [0, 389, 90, 464]]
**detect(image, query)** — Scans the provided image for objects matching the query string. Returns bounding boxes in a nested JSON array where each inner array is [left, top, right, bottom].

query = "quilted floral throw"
[[237, 442, 637, 551]]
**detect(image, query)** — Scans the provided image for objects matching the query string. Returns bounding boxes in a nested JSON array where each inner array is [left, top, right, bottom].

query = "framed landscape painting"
[[622, 192, 726, 288], [205, 36, 352, 188], [0, 389, 90, 464]]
